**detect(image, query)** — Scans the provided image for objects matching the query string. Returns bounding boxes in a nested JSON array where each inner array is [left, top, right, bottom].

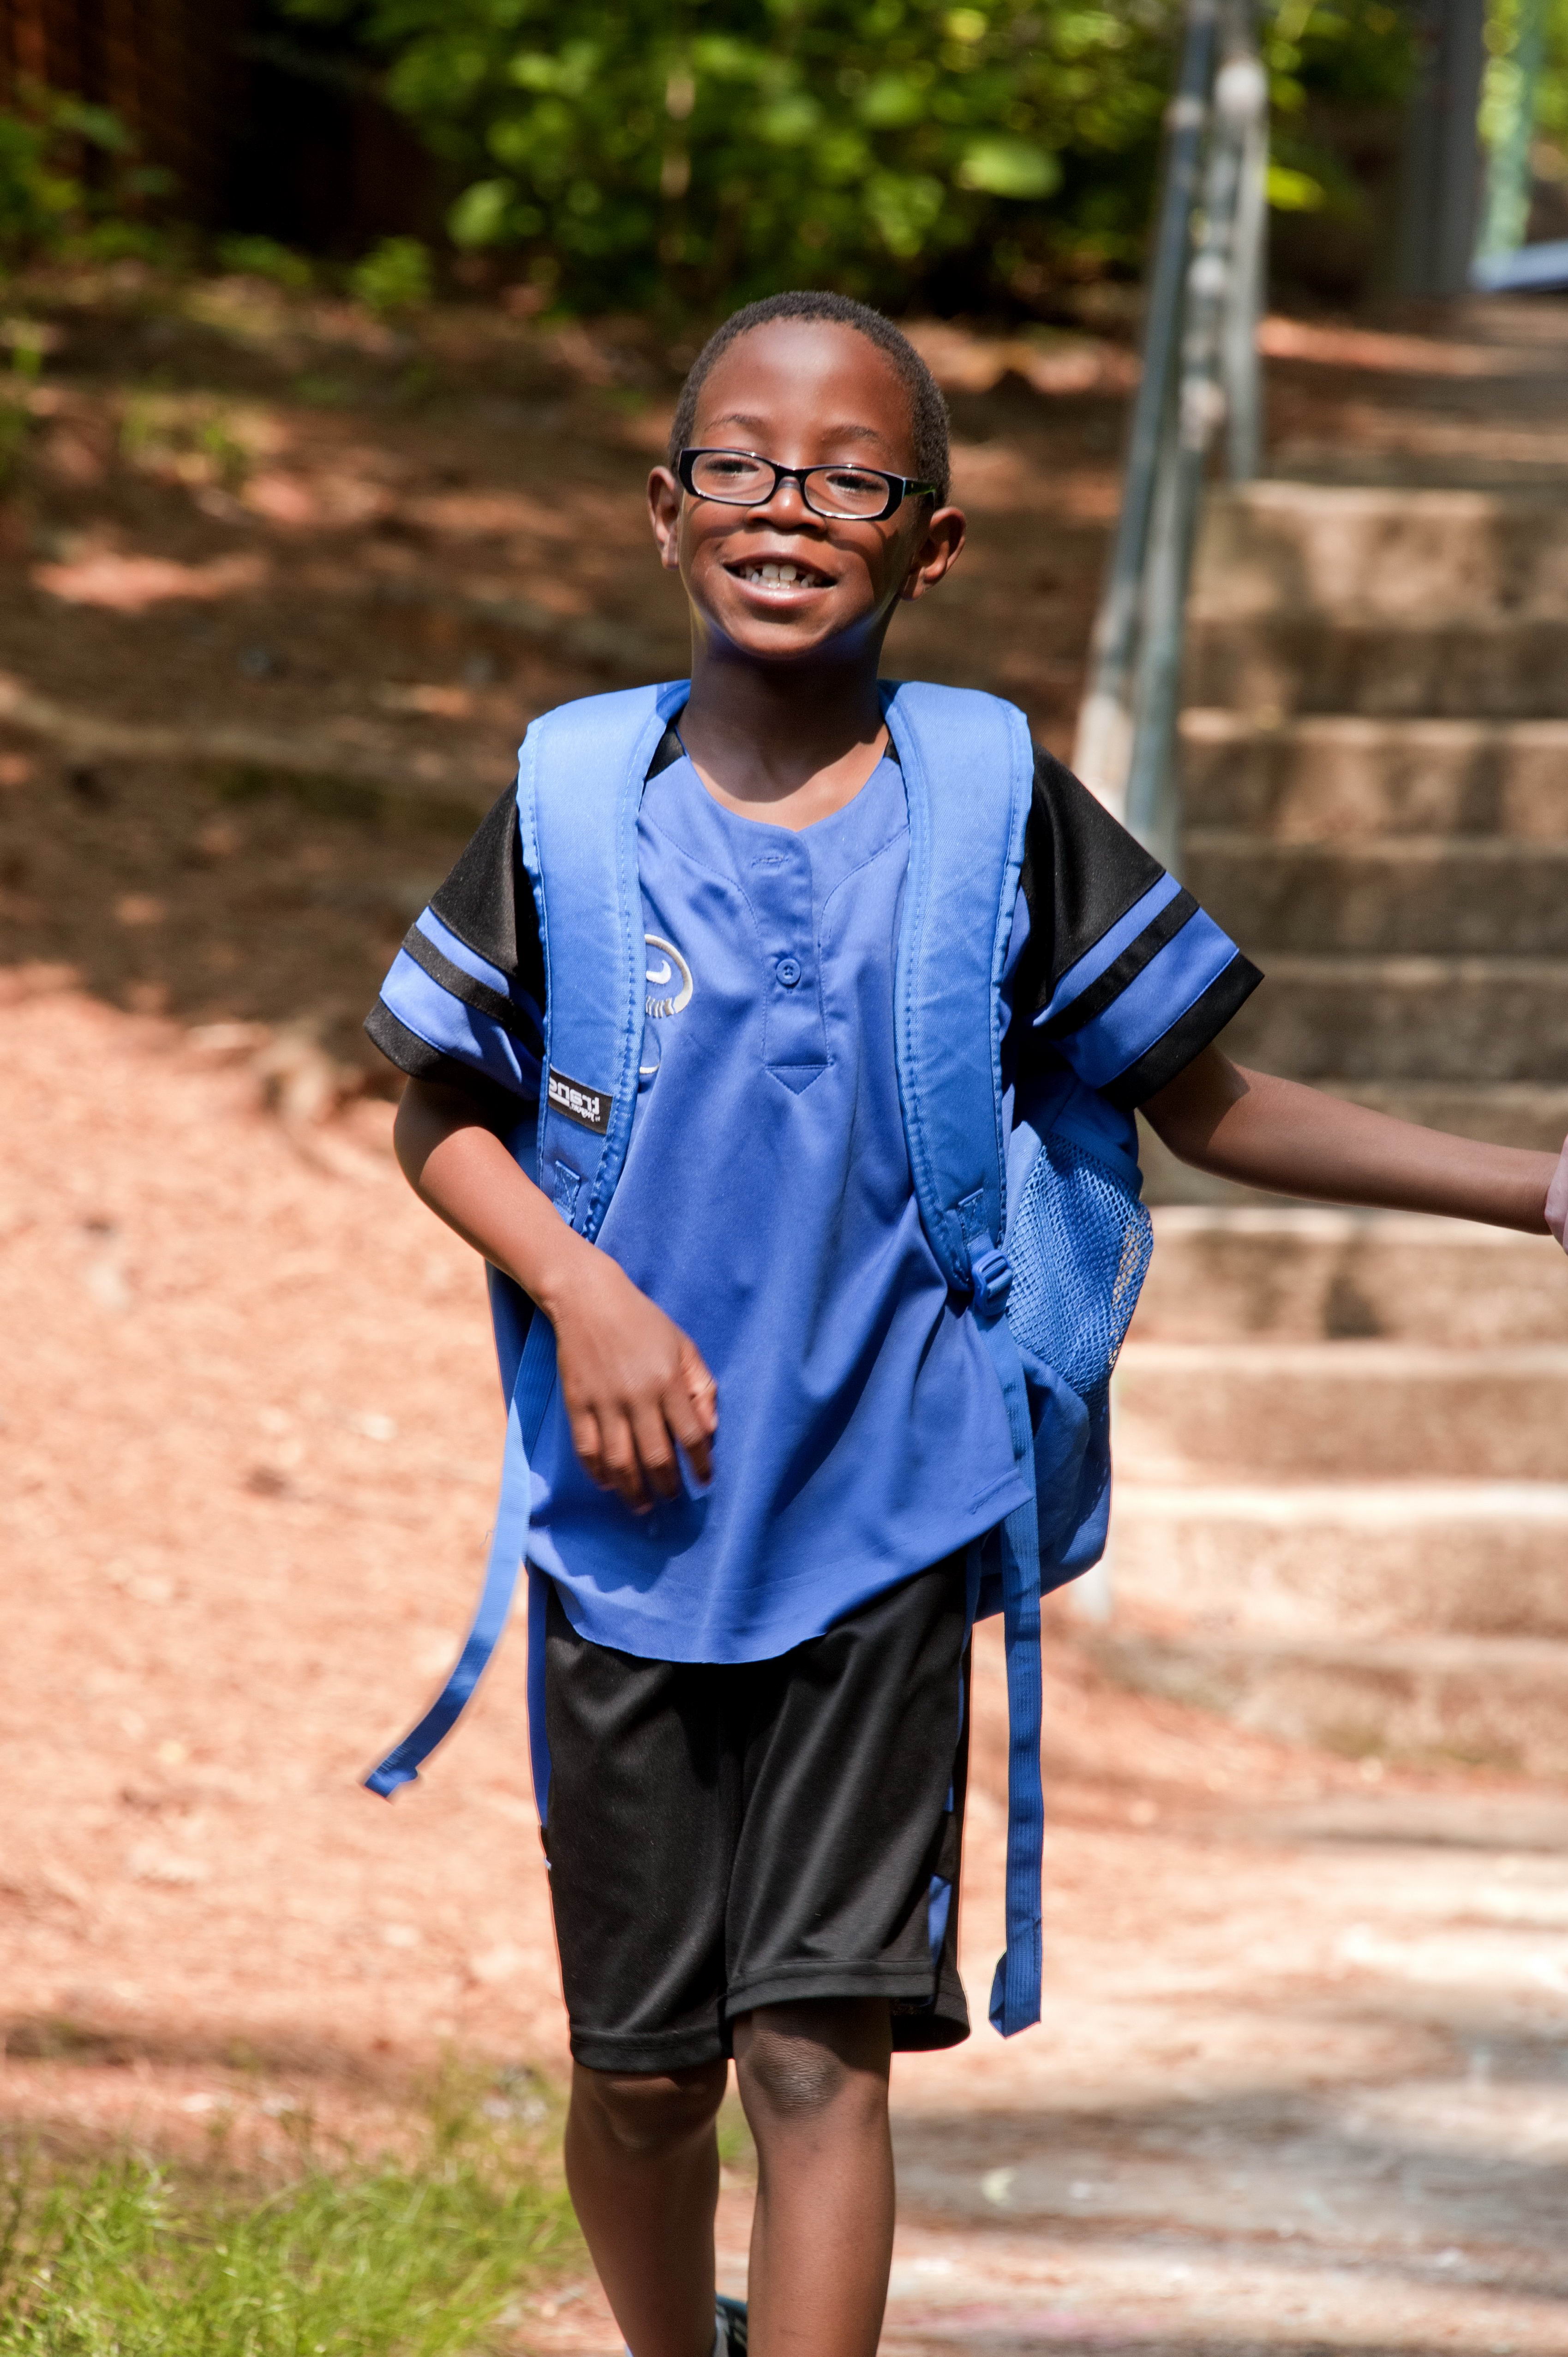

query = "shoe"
[[715, 2293, 748, 2355]]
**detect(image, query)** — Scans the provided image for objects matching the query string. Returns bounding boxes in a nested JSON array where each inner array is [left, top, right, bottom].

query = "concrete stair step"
[[1220, 955, 1568, 1080], [1134, 1207, 1568, 1344], [1185, 832, 1568, 954], [1179, 712, 1568, 842], [1184, 613, 1568, 719], [1109, 1480, 1568, 1638], [1086, 1628, 1568, 1775], [1194, 481, 1568, 619], [1138, 1085, 1568, 1207], [1115, 1340, 1568, 1481]]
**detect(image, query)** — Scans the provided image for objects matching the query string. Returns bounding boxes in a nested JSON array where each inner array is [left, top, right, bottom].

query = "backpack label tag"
[[547, 1068, 612, 1134]]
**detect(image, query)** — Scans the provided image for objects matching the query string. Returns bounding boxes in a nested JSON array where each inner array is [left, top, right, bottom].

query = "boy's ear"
[[900, 503, 966, 602], [648, 466, 683, 571]]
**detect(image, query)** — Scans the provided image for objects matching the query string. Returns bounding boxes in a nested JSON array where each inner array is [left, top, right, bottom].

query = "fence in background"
[[1071, 0, 1269, 868], [0, 0, 245, 221]]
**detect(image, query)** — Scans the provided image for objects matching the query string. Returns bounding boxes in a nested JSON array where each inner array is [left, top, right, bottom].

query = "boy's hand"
[[390, 1080, 716, 1508], [1547, 1134, 1568, 1255], [547, 1248, 717, 1512]]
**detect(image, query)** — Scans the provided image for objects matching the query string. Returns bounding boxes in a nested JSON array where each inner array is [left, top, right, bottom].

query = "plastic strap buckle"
[[968, 1242, 1014, 1313]]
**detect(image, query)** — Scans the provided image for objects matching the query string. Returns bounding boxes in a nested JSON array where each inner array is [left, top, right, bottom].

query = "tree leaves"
[[280, 0, 1420, 313], [289, 0, 1185, 308]]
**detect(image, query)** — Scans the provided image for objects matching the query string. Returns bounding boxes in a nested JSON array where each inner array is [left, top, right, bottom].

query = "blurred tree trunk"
[[1397, 0, 1488, 294]]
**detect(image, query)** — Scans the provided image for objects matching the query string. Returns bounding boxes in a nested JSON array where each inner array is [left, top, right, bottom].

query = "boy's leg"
[[733, 1996, 894, 2357], [565, 2055, 729, 2357], [544, 1589, 736, 2353]]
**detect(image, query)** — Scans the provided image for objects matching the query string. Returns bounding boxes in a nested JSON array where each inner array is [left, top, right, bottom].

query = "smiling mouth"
[[727, 559, 832, 592]]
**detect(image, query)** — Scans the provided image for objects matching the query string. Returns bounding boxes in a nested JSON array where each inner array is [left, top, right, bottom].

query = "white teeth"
[[744, 562, 814, 588]]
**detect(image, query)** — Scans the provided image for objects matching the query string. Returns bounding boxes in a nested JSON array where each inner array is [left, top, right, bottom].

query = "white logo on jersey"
[[644, 933, 693, 1020]]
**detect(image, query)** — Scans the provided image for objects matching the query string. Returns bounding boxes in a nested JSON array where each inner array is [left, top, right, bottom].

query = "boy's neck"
[[678, 642, 889, 832]]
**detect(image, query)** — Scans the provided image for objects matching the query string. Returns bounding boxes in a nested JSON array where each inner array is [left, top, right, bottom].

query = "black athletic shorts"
[[541, 1556, 972, 2074]]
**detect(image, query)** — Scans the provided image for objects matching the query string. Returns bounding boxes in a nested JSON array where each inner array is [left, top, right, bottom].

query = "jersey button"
[[775, 955, 802, 988]]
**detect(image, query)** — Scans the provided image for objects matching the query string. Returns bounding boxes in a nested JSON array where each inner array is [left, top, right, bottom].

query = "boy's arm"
[[1143, 1046, 1561, 1236], [394, 1079, 716, 1511]]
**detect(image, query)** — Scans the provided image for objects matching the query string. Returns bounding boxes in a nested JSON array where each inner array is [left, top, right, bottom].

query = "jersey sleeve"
[[1016, 748, 1261, 1108], [364, 785, 545, 1119]]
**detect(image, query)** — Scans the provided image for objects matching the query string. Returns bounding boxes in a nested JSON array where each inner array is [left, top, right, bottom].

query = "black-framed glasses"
[[677, 446, 937, 522]]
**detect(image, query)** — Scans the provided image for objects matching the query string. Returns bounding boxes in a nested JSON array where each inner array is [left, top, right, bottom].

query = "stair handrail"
[[1071, 0, 1269, 865]]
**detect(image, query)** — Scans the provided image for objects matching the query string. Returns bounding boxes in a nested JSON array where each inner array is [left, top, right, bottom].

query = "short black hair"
[[667, 291, 951, 505]]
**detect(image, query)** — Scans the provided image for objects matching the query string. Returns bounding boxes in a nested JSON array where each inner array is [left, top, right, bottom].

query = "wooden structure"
[[2, 0, 247, 222]]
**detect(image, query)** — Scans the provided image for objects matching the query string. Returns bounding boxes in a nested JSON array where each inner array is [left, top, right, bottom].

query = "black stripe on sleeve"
[[1100, 954, 1264, 1110], [1038, 888, 1200, 1044], [364, 1003, 532, 1127], [1017, 748, 1169, 1023], [398, 924, 543, 1050], [428, 786, 545, 1008]]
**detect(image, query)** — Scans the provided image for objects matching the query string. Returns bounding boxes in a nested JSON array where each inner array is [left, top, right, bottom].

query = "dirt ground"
[[4, 271, 1568, 2352]]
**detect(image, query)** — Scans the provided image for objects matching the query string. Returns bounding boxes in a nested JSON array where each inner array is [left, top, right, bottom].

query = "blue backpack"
[[367, 678, 1152, 2038]]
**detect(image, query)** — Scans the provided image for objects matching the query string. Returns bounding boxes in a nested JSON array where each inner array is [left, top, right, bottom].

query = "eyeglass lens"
[[687, 450, 897, 518]]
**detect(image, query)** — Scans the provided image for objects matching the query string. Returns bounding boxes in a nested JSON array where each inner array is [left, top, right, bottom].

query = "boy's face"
[[648, 320, 965, 667]]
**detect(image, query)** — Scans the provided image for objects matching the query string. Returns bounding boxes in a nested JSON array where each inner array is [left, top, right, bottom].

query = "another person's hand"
[[548, 1249, 716, 1512], [1546, 1133, 1568, 1255]]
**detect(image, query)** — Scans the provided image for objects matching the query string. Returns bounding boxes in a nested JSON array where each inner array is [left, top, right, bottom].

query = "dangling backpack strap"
[[884, 680, 1043, 2036], [365, 680, 688, 1800], [364, 1278, 556, 1796]]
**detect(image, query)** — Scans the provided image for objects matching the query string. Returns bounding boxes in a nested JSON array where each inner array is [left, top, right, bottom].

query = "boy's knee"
[[572, 2057, 727, 2159], [734, 1999, 889, 2126]]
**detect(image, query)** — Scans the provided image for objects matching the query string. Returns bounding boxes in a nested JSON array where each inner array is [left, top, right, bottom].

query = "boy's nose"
[[756, 476, 815, 526]]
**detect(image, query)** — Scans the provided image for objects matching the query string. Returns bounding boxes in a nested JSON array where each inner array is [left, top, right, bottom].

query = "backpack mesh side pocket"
[[1005, 1131, 1153, 1415]]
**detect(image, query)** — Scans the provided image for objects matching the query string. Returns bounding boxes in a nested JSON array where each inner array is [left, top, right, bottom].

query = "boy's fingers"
[[665, 1384, 713, 1486], [568, 1407, 604, 1484], [630, 1402, 680, 1502], [596, 1409, 651, 1512], [1545, 1131, 1568, 1249], [678, 1341, 719, 1436]]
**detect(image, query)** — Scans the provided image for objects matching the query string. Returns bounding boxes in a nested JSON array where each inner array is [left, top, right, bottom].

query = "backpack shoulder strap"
[[884, 679, 1033, 1284], [884, 679, 1044, 2042], [517, 678, 690, 1237], [363, 679, 687, 1803]]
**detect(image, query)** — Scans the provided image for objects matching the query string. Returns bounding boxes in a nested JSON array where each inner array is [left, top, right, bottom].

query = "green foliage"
[[271, 0, 1419, 313], [1263, 2, 1414, 224], [0, 317, 50, 486], [1481, 0, 1568, 167], [1263, 1, 1415, 218], [0, 84, 174, 270], [351, 233, 436, 312], [282, 0, 1187, 312], [0, 2106, 578, 2356], [217, 234, 318, 289]]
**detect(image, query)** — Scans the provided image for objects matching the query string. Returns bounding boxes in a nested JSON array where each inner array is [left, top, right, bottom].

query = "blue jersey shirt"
[[368, 721, 1259, 1666], [522, 750, 1028, 1659]]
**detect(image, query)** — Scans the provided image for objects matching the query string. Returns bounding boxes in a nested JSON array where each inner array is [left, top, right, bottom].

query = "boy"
[[366, 292, 1566, 2357]]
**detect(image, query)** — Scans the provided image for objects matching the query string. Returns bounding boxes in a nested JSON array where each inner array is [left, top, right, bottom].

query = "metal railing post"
[[1223, 36, 1269, 483], [1072, 0, 1219, 817], [1124, 4, 1262, 867]]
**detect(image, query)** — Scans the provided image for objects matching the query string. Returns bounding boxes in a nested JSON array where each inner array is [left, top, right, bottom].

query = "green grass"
[[0, 2093, 580, 2356]]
